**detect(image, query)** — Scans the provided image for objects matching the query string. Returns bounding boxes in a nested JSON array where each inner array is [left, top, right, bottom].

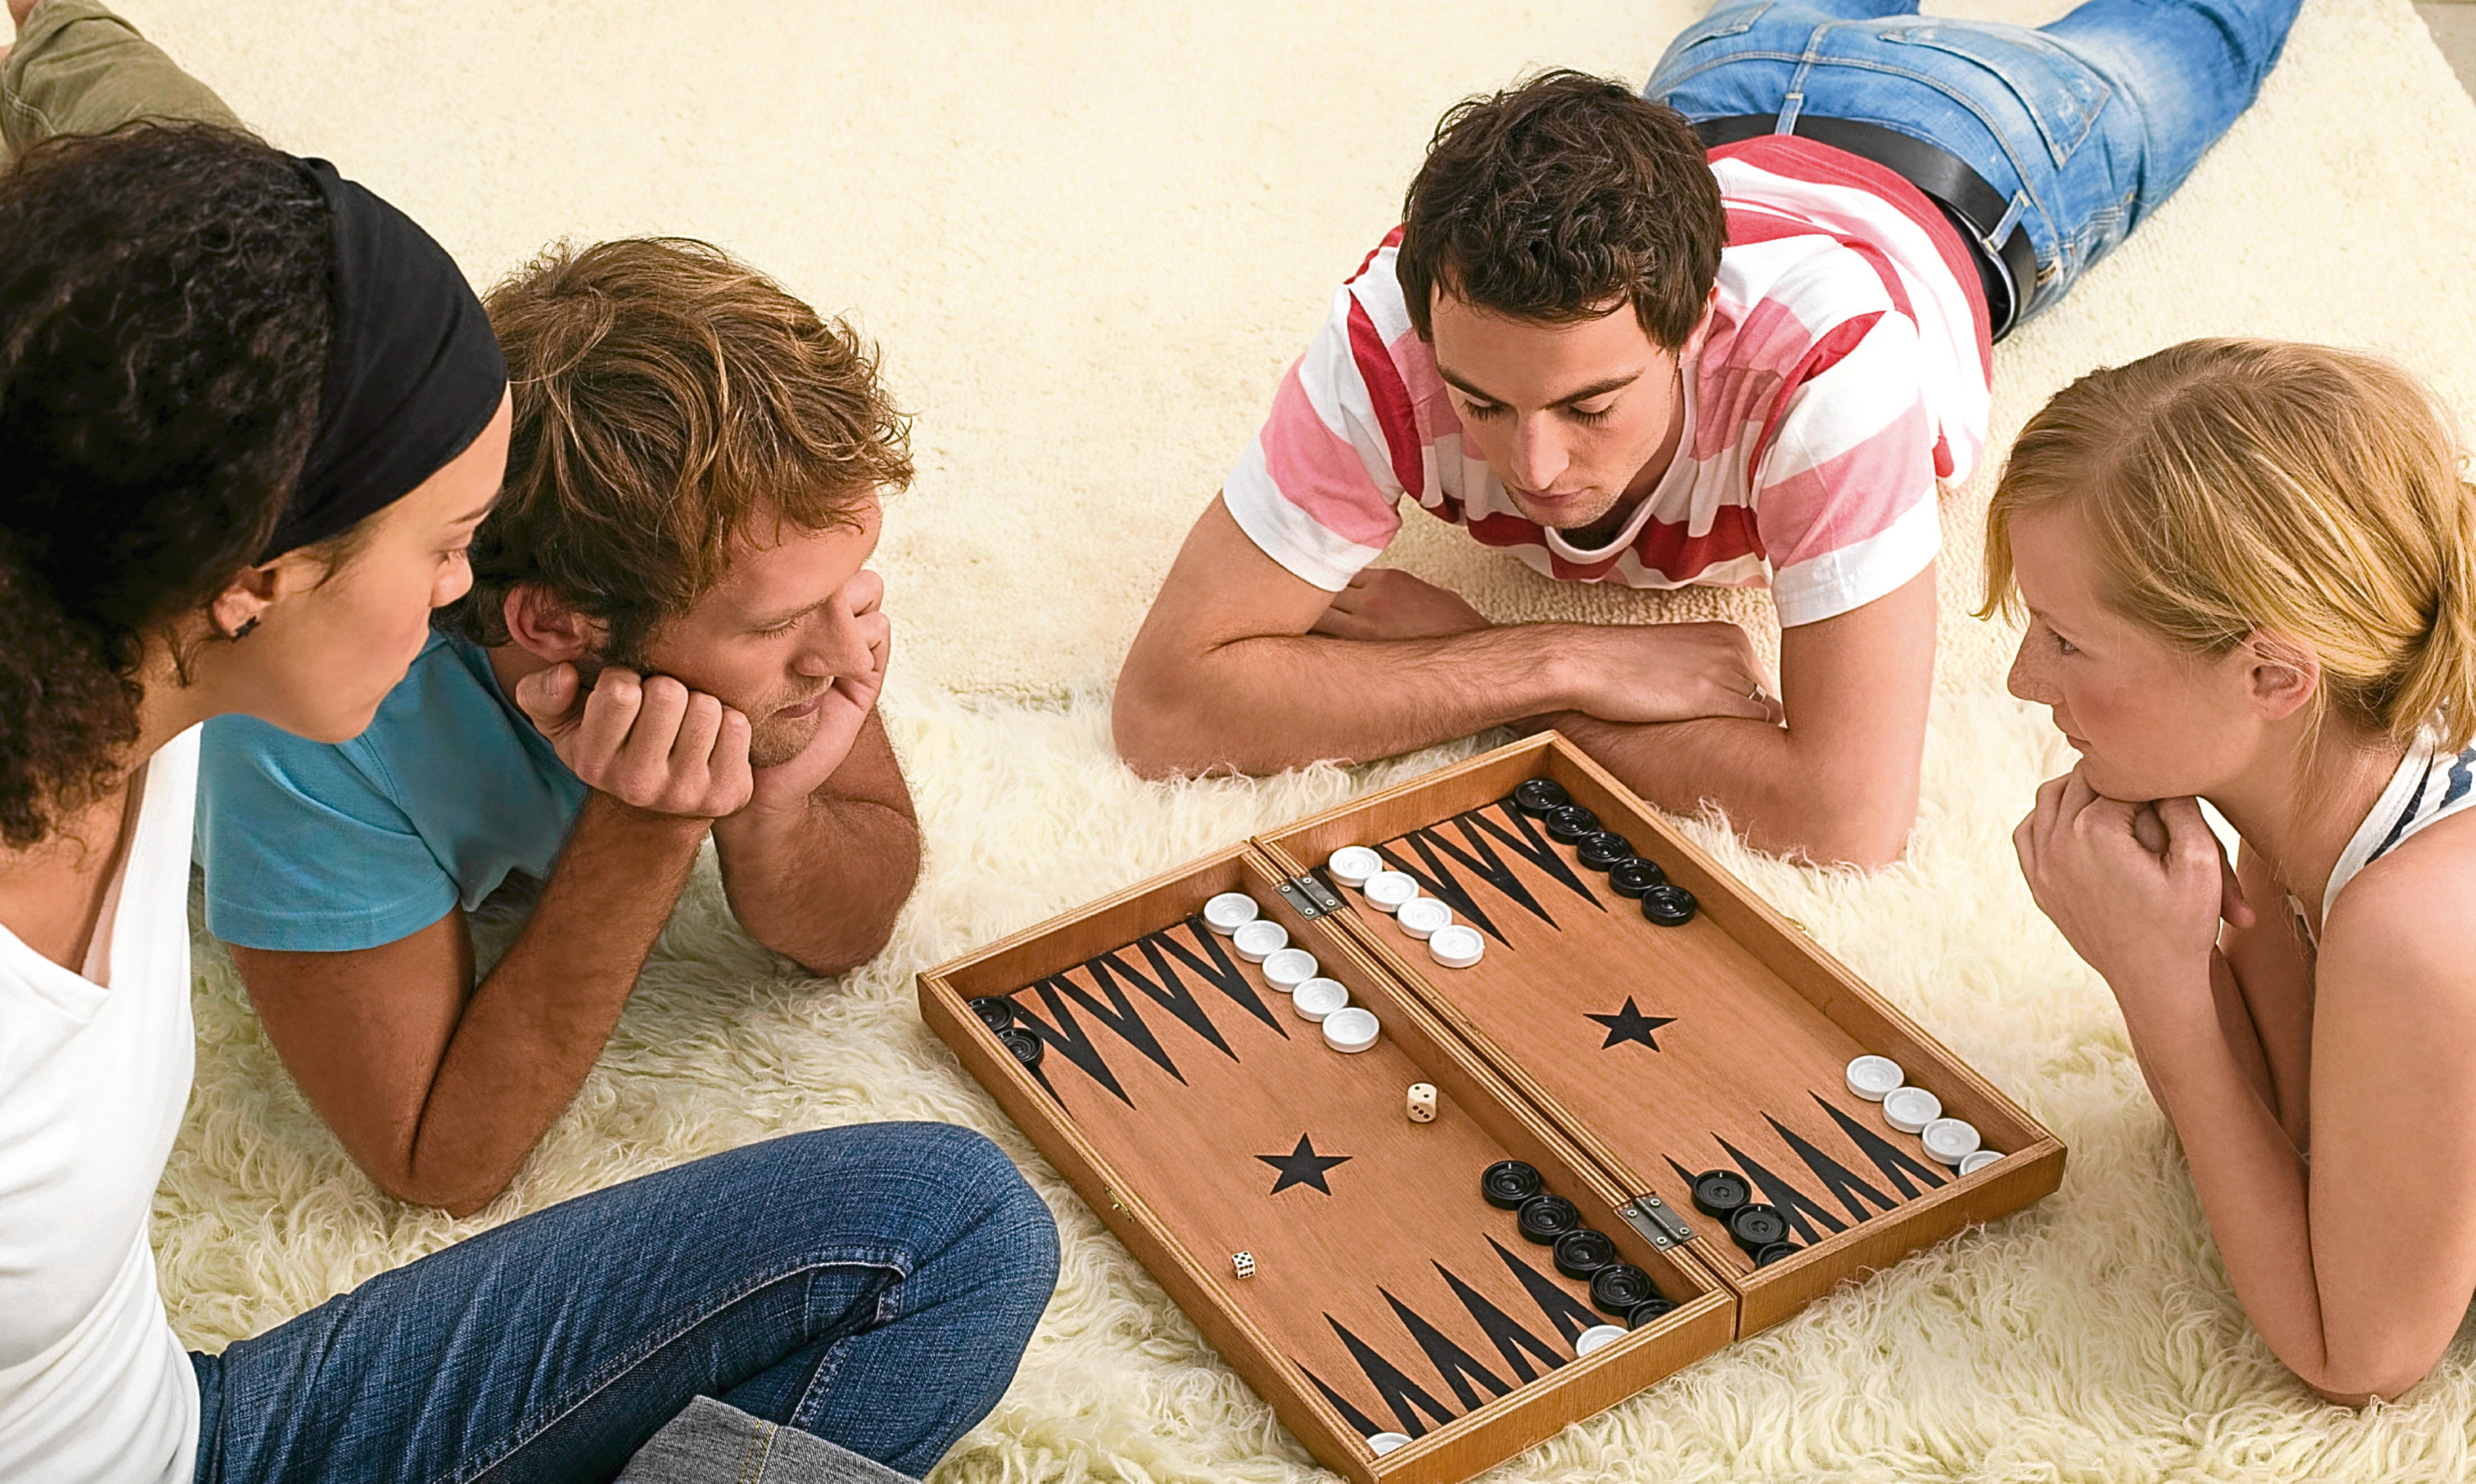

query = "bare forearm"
[[2121, 983, 2347, 1394], [1119, 625, 1581, 777], [1549, 711, 1916, 867], [408, 796, 706, 1212], [713, 796, 920, 974]]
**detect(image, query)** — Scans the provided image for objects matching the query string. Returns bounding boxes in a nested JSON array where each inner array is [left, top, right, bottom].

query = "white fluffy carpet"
[[131, 0, 2476, 1478]]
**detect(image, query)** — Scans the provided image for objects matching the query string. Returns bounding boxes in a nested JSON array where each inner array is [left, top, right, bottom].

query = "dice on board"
[[1406, 1083, 1438, 1123], [1231, 1250, 1257, 1280]]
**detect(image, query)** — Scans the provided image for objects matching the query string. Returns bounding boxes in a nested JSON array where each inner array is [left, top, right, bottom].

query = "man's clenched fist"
[[516, 665, 754, 821]]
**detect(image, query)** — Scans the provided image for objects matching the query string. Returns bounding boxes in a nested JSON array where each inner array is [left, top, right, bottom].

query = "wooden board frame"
[[920, 733, 2066, 1479], [919, 841, 1736, 1484], [1257, 733, 2067, 1336]]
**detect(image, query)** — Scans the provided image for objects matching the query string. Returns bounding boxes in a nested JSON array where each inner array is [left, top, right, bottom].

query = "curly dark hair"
[[0, 123, 332, 848], [442, 237, 910, 666], [1396, 70, 1725, 350]]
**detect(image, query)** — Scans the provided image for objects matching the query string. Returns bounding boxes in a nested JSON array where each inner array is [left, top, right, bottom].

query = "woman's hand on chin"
[[2014, 766, 2246, 1010]]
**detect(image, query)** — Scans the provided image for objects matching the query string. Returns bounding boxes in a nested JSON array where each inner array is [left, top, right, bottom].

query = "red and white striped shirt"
[[1223, 136, 1992, 628]]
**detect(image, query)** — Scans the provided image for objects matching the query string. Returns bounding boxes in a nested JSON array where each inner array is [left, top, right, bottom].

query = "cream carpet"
[[133, 0, 2476, 1478]]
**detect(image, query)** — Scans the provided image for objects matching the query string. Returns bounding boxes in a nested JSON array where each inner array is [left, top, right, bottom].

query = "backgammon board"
[[920, 734, 2063, 1482]]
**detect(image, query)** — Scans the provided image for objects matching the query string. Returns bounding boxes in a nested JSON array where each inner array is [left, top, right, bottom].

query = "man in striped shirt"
[[1114, 1, 2299, 866]]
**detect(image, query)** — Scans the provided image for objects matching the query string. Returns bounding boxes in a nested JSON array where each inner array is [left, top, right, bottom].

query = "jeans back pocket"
[[1661, 2, 1774, 54], [1883, 23, 2110, 166]]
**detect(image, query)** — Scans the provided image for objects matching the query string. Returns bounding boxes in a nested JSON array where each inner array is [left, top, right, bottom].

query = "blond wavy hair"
[[442, 238, 912, 664], [1981, 338, 2476, 753]]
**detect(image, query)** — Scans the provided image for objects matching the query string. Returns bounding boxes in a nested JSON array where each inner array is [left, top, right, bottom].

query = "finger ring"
[[1747, 686, 1767, 703]]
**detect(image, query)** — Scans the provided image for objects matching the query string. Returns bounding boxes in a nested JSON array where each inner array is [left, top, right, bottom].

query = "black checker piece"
[[1552, 1227, 1617, 1279], [997, 1026, 1043, 1070], [1626, 1296, 1678, 1329], [1642, 884, 1699, 927], [1481, 1160, 1543, 1210], [1607, 858, 1666, 898], [969, 996, 1016, 1031], [1576, 831, 1633, 871], [1590, 1263, 1656, 1316], [1515, 1193, 1581, 1245], [1513, 778, 1570, 817], [1727, 1202, 1789, 1251], [1691, 1169, 1750, 1217], [1543, 804, 1600, 844]]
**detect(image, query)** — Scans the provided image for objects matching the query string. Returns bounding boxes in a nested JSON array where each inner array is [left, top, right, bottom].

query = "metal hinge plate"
[[1618, 1193, 1697, 1248], [1276, 874, 1345, 920]]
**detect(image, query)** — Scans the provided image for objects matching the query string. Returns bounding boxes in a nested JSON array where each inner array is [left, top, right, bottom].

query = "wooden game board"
[[919, 734, 2065, 1483]]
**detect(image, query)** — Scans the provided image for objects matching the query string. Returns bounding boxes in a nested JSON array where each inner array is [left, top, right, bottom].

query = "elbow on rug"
[[1781, 805, 1912, 872], [366, 1158, 514, 1221], [2295, 1345, 2443, 1410], [1109, 674, 1234, 782]]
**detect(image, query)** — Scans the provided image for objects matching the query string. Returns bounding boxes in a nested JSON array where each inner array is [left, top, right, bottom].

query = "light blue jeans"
[[188, 1124, 1059, 1483], [1647, 0, 2303, 326]]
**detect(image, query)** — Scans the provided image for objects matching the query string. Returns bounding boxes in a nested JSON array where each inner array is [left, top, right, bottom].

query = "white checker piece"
[[1202, 891, 1260, 936], [1426, 924, 1485, 969], [1291, 976, 1349, 1021], [1844, 1055, 1905, 1101], [1327, 846, 1384, 888], [1322, 1006, 1381, 1053], [1395, 897, 1453, 939], [1231, 919, 1288, 963], [1363, 871, 1420, 914], [1921, 1117, 1982, 1166], [1262, 948, 1319, 994], [1882, 1085, 1942, 1135]]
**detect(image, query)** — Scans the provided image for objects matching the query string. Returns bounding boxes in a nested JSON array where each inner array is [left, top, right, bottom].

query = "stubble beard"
[[747, 703, 825, 768]]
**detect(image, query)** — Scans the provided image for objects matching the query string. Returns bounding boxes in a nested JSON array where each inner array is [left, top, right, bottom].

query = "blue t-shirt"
[[197, 631, 592, 952]]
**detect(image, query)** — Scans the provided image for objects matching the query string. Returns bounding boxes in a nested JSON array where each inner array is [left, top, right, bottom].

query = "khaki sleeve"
[[3, 0, 242, 158]]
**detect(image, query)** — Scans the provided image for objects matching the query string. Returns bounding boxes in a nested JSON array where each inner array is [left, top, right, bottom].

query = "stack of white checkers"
[[1325, 848, 1483, 970], [1203, 892, 1381, 1053], [1844, 1055, 2002, 1175]]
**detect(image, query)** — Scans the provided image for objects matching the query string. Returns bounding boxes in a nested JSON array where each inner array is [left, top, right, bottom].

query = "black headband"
[[262, 158, 508, 560]]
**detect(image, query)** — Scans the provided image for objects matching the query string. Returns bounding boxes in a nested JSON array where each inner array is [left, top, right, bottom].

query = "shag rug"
[[131, 0, 2476, 1477]]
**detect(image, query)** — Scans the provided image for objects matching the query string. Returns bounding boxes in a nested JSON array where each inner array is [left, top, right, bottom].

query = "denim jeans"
[[1647, 0, 2303, 326], [188, 1124, 1060, 1484]]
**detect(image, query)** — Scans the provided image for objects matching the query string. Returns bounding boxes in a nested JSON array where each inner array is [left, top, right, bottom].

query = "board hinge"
[[1275, 874, 1345, 920], [1617, 1193, 1696, 1248]]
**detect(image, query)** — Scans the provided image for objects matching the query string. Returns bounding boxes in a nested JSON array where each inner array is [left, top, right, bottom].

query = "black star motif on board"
[[1586, 997, 1676, 1052], [1256, 1133, 1353, 1195]]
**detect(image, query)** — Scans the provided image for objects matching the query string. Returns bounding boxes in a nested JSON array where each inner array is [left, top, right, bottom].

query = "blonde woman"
[[1994, 338, 2476, 1404]]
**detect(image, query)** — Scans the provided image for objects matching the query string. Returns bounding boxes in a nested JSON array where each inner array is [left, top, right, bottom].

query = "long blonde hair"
[[1981, 338, 2476, 752]]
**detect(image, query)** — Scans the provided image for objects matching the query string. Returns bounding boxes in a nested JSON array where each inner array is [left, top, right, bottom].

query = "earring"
[[224, 616, 260, 640]]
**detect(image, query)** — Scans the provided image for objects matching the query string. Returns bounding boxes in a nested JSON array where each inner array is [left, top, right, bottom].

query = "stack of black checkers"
[[1510, 779, 1697, 927], [971, 996, 1043, 1071], [1689, 1167, 1799, 1267], [1482, 1160, 1675, 1330]]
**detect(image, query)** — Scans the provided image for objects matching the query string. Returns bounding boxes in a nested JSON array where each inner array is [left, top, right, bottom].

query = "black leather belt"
[[1694, 113, 2038, 342]]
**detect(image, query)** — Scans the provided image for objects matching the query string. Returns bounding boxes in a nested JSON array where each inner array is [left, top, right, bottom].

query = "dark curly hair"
[[441, 237, 910, 666], [1396, 71, 1725, 350], [0, 123, 332, 848]]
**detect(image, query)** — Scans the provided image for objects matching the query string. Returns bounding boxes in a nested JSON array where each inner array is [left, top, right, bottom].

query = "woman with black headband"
[[1, 100, 1048, 1484]]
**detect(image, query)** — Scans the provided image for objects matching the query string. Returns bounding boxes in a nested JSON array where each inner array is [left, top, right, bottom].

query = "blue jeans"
[[188, 1124, 1060, 1483], [1647, 0, 2301, 327]]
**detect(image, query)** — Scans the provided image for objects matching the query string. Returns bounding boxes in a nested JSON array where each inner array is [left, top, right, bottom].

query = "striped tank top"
[[2308, 729, 2476, 936]]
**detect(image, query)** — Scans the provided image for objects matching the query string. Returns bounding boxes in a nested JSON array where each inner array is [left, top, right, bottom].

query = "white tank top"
[[0, 728, 202, 1484], [2316, 727, 2476, 928]]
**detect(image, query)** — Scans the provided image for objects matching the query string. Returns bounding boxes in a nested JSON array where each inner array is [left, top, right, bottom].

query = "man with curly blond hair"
[[198, 237, 925, 1217]]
